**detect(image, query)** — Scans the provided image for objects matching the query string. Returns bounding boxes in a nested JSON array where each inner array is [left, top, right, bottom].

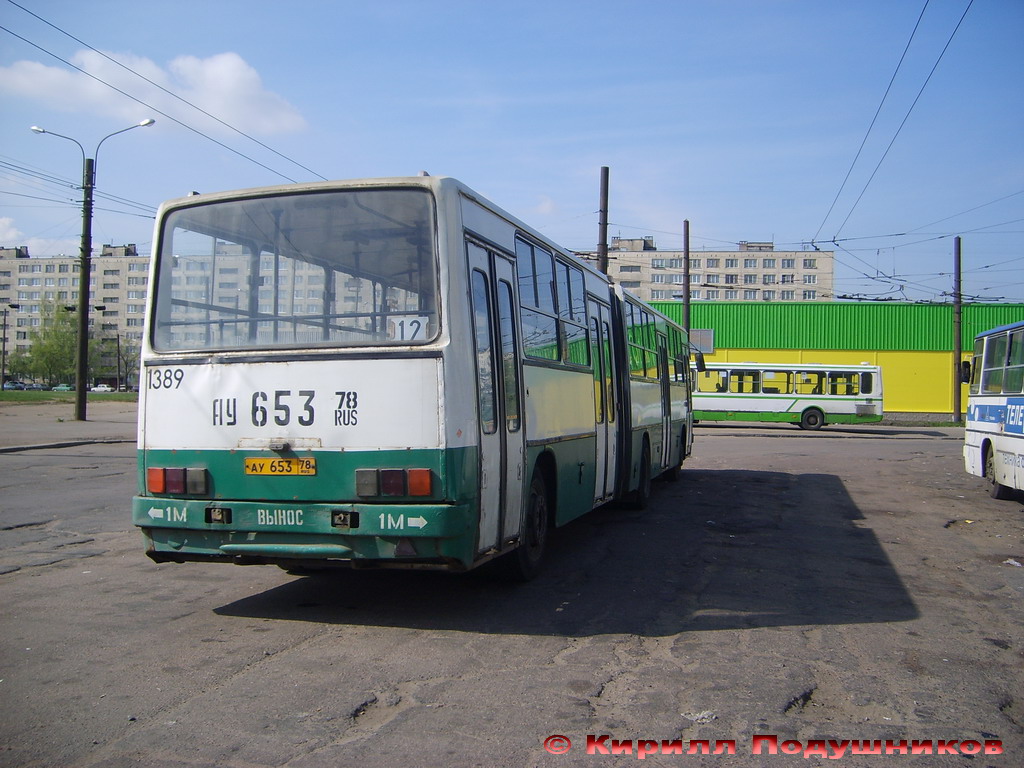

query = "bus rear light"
[[407, 469, 432, 496], [165, 468, 186, 494], [355, 469, 378, 497], [146, 467, 208, 495], [380, 469, 406, 496], [147, 467, 165, 493], [354, 469, 433, 497]]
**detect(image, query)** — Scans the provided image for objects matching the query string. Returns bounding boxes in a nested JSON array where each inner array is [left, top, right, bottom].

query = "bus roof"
[[154, 174, 682, 332], [974, 320, 1024, 339]]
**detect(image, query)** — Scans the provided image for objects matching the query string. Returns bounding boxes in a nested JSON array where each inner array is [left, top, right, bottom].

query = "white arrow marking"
[[148, 506, 165, 519], [407, 516, 427, 529]]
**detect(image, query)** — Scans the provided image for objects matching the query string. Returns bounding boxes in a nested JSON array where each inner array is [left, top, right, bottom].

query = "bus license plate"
[[244, 457, 317, 476]]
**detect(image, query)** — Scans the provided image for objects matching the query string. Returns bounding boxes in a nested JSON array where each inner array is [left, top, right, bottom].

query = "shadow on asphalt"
[[215, 469, 918, 636]]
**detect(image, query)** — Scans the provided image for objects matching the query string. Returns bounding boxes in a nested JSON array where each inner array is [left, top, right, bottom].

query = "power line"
[[0, 23, 304, 184], [5, 0, 327, 182], [832, 0, 975, 239], [813, 0, 930, 244]]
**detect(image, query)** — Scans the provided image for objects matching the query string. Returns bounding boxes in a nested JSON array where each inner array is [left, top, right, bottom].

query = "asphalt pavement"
[[0, 399, 137, 452]]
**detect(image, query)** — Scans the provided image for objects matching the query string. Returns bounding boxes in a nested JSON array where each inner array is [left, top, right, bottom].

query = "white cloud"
[[0, 217, 24, 243], [0, 50, 306, 136], [528, 195, 557, 217]]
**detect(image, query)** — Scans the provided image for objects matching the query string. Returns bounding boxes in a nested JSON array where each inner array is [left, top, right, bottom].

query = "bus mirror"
[[959, 360, 972, 383], [693, 350, 707, 372]]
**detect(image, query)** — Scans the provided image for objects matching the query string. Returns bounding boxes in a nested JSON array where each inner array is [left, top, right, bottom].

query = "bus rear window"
[[151, 188, 437, 351]]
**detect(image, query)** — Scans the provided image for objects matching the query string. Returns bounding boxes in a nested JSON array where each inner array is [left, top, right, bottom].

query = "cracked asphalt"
[[0, 403, 1021, 766]]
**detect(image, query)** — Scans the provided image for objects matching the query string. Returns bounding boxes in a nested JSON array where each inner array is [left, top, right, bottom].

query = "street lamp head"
[[138, 118, 156, 127], [30, 126, 46, 134]]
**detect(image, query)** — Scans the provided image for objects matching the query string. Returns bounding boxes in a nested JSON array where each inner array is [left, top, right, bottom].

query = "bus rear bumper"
[[133, 497, 476, 570]]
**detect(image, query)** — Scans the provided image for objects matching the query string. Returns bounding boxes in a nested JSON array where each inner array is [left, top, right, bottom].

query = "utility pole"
[[74, 156, 95, 420], [952, 236, 963, 423], [683, 220, 691, 333], [31, 118, 155, 420], [597, 167, 609, 274]]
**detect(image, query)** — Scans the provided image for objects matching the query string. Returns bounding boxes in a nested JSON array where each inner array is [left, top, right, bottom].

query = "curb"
[[0, 438, 135, 454]]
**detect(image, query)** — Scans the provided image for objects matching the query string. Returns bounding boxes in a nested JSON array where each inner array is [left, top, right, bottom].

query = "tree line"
[[4, 301, 139, 388]]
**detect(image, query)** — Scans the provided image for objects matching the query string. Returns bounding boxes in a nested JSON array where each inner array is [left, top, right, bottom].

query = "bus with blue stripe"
[[132, 176, 696, 579], [964, 320, 1024, 499]]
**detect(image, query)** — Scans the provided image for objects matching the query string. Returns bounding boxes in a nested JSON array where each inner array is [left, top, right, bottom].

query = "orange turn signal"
[[407, 469, 432, 496]]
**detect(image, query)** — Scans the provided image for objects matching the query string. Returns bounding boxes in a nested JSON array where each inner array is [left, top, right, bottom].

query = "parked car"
[[3, 381, 26, 390], [91, 384, 114, 393], [52, 383, 73, 391], [24, 383, 46, 390]]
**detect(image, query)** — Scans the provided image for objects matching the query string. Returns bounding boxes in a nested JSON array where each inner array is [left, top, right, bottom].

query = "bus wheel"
[[504, 469, 550, 581], [629, 441, 653, 509], [985, 445, 1014, 500], [799, 408, 824, 430]]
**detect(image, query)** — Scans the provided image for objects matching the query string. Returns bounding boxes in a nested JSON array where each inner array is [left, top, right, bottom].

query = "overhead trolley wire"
[[4, 0, 327, 182], [812, 0, 931, 245], [830, 0, 975, 240], [0, 23, 307, 185]]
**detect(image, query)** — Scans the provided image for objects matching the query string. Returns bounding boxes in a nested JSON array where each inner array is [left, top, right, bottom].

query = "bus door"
[[467, 241, 525, 554], [657, 333, 672, 469], [589, 299, 618, 502]]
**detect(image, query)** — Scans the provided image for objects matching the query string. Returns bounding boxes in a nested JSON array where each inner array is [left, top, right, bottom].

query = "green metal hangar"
[[651, 302, 1024, 418]]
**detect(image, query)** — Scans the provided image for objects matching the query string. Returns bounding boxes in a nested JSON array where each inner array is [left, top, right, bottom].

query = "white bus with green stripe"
[[692, 362, 883, 430], [133, 176, 696, 579]]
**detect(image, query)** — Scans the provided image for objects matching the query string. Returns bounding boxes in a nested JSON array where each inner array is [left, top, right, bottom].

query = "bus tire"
[[502, 468, 550, 581], [629, 440, 653, 509], [799, 408, 824, 431], [985, 444, 1014, 500]]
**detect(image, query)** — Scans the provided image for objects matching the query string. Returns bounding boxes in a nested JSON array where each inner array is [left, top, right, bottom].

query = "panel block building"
[[592, 237, 835, 303]]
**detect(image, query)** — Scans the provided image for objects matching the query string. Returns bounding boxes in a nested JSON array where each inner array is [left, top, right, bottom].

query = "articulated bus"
[[692, 362, 883, 430], [133, 176, 696, 579], [964, 320, 1024, 500]]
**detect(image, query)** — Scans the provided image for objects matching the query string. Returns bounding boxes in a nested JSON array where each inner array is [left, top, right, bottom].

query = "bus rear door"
[[467, 241, 525, 554]]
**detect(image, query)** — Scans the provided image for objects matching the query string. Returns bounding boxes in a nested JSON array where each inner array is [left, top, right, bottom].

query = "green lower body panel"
[[135, 445, 482, 570], [693, 410, 882, 425], [133, 497, 477, 570]]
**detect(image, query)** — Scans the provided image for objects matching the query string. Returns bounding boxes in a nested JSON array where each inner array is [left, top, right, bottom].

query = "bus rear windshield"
[[151, 188, 438, 352]]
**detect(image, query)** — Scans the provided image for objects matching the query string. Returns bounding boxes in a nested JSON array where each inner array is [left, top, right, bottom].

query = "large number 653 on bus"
[[963, 320, 1024, 500], [133, 175, 698, 579]]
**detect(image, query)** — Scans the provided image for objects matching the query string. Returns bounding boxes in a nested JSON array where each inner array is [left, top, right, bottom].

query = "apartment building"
[[593, 237, 835, 303], [0, 244, 149, 378]]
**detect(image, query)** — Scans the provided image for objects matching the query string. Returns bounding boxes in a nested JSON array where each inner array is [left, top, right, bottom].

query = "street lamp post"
[[2, 303, 22, 388], [31, 119, 155, 420]]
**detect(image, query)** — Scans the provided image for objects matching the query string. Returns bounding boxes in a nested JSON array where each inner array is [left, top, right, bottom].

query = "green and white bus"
[[692, 362, 883, 430], [133, 176, 696, 579], [964, 320, 1024, 499]]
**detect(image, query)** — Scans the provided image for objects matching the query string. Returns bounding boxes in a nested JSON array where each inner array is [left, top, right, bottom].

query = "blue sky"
[[1, 0, 1021, 302]]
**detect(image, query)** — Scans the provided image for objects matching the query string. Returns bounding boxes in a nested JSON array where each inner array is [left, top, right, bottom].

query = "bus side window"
[[1006, 329, 1024, 393], [982, 333, 1008, 394], [861, 372, 873, 394], [829, 372, 859, 396], [730, 371, 760, 394], [969, 338, 984, 394], [762, 370, 791, 394], [796, 371, 824, 395], [698, 370, 727, 392]]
